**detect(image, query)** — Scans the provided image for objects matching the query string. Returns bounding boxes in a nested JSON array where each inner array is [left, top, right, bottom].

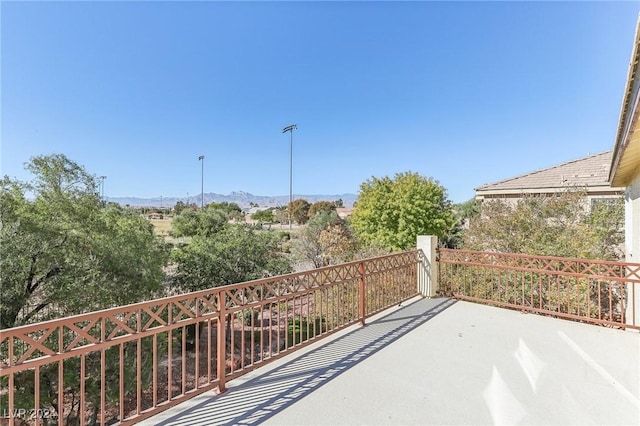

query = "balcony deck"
[[140, 297, 640, 425]]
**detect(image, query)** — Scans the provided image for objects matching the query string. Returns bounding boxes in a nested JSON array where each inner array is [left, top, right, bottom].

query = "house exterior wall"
[[624, 173, 640, 327], [625, 172, 640, 263]]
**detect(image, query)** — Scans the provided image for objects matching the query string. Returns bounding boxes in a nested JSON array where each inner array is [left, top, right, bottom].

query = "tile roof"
[[476, 151, 620, 193]]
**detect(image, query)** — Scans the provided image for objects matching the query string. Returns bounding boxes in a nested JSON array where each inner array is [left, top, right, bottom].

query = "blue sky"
[[2, 1, 639, 203]]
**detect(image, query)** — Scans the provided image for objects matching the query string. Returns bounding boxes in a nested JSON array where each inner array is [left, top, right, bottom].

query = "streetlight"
[[282, 124, 297, 230], [198, 155, 205, 209]]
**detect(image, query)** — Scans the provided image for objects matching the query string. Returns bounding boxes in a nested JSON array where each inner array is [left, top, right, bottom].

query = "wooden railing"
[[0, 250, 420, 425], [438, 248, 640, 330]]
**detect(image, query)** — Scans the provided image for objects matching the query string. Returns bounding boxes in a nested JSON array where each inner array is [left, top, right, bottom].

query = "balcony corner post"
[[216, 290, 227, 394], [417, 235, 439, 297], [358, 262, 366, 326]]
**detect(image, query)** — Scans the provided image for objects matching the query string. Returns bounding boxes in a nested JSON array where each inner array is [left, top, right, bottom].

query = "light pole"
[[282, 124, 297, 230], [99, 176, 106, 203], [198, 155, 205, 209]]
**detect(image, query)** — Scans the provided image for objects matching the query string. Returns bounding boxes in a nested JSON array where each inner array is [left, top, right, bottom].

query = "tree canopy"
[[288, 199, 311, 224], [207, 201, 243, 221], [350, 172, 455, 251], [292, 211, 357, 268], [441, 198, 481, 249], [463, 192, 624, 260], [171, 208, 228, 238], [307, 201, 336, 219], [173, 200, 190, 215], [251, 208, 275, 223], [170, 225, 292, 292], [1, 155, 168, 329]]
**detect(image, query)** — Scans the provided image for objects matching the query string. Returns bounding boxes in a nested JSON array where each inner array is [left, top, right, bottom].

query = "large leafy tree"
[[273, 207, 288, 225], [441, 198, 481, 249], [318, 222, 358, 265], [292, 211, 358, 268], [170, 225, 292, 292], [463, 191, 624, 260], [251, 208, 275, 223], [171, 208, 228, 238], [0, 154, 168, 329], [207, 201, 243, 221], [287, 199, 311, 225], [350, 172, 455, 251], [585, 199, 625, 260], [307, 201, 336, 219], [173, 200, 189, 215]]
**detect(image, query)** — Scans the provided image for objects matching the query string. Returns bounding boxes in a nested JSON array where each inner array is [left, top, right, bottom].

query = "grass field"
[[149, 219, 173, 237], [148, 217, 300, 243]]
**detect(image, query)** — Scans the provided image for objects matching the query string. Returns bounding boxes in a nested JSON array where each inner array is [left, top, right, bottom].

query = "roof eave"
[[475, 186, 624, 197], [610, 14, 640, 185]]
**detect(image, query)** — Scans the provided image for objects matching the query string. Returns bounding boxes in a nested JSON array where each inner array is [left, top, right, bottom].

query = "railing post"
[[417, 236, 439, 297], [359, 262, 366, 326], [625, 267, 639, 329], [217, 290, 227, 393]]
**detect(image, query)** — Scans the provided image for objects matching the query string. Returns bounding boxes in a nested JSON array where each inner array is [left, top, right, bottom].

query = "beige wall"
[[624, 173, 640, 328], [625, 173, 640, 263]]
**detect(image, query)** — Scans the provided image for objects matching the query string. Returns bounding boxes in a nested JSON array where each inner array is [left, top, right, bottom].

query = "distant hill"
[[107, 191, 357, 208]]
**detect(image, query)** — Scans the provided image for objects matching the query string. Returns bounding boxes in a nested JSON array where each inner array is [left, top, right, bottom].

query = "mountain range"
[[106, 191, 357, 209]]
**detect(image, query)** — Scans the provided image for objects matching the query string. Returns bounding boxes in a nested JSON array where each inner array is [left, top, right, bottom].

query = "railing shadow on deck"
[[149, 297, 456, 426]]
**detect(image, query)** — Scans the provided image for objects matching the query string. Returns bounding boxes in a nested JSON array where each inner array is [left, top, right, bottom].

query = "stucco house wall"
[[625, 174, 640, 263]]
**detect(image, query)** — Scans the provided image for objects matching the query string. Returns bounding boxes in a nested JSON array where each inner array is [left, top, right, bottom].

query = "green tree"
[[171, 208, 227, 238], [252, 208, 275, 223], [441, 198, 481, 249], [207, 201, 243, 221], [448, 193, 625, 328], [0, 154, 168, 330], [318, 220, 358, 266], [292, 211, 357, 268], [293, 211, 340, 268], [350, 172, 455, 251], [464, 192, 624, 260], [173, 200, 188, 215], [586, 199, 625, 260], [274, 207, 288, 224], [288, 199, 311, 225], [170, 225, 292, 292], [308, 201, 336, 219]]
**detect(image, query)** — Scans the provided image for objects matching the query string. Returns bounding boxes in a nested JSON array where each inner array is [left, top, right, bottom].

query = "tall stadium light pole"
[[99, 176, 106, 203], [198, 155, 205, 209], [282, 124, 297, 230]]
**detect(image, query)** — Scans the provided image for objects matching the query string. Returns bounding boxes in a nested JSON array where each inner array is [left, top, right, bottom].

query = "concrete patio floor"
[[141, 297, 640, 425]]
